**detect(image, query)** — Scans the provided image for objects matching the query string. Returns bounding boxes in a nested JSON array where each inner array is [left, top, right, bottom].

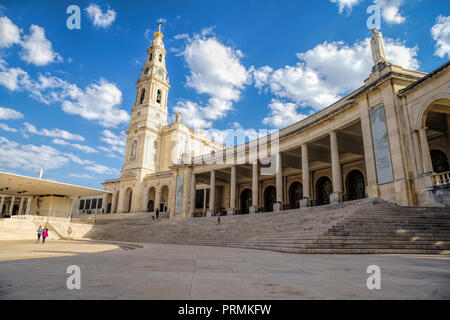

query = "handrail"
[[434, 171, 450, 186]]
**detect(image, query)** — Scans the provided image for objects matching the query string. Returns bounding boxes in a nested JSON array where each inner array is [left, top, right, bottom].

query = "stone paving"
[[0, 240, 449, 299]]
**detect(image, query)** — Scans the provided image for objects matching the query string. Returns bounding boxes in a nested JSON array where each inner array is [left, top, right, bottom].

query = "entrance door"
[[346, 170, 366, 201], [316, 177, 332, 206], [264, 186, 276, 212], [289, 182, 302, 209], [240, 189, 252, 214], [147, 200, 154, 212]]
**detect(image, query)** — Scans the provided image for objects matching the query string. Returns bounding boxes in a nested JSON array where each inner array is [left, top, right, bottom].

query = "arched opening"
[[316, 176, 332, 206], [139, 88, 145, 104], [289, 182, 303, 209], [431, 150, 449, 173], [123, 188, 133, 213], [156, 89, 162, 104], [263, 186, 276, 212], [240, 189, 252, 214], [106, 193, 112, 213], [346, 170, 366, 201], [160, 185, 169, 212], [130, 140, 137, 160], [149, 53, 153, 61], [423, 98, 450, 176], [159, 54, 162, 62], [147, 187, 156, 212]]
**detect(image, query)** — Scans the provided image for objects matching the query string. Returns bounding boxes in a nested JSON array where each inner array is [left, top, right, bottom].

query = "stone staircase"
[[86, 198, 450, 254]]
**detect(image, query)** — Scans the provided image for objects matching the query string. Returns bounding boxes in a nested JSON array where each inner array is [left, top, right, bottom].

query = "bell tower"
[[122, 20, 171, 178]]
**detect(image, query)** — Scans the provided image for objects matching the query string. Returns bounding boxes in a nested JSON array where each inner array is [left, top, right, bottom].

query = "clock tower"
[[122, 20, 170, 178]]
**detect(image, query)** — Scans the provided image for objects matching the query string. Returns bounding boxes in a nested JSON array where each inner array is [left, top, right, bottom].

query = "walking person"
[[156, 208, 159, 219], [67, 226, 72, 239], [217, 211, 221, 225], [36, 225, 44, 243], [152, 211, 155, 220], [42, 228, 49, 244]]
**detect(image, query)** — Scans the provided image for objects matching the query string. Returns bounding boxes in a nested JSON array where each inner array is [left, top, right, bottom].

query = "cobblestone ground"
[[0, 240, 449, 299]]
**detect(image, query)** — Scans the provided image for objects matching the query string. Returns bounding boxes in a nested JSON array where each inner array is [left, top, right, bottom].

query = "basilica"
[[102, 24, 450, 218]]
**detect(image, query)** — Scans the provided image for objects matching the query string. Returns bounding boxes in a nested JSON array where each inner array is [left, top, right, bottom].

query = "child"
[[152, 211, 155, 220], [42, 228, 49, 244]]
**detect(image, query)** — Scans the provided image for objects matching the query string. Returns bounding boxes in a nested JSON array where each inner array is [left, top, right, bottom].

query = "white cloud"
[[0, 59, 28, 91], [20, 24, 62, 66], [0, 123, 18, 132], [85, 4, 116, 28], [68, 173, 94, 179], [262, 100, 308, 128], [330, 0, 360, 14], [85, 164, 119, 175], [62, 79, 129, 127], [0, 136, 69, 171], [52, 138, 98, 153], [0, 106, 23, 120], [63, 152, 94, 165], [0, 16, 21, 48], [252, 37, 419, 114], [24, 122, 85, 141], [174, 29, 250, 128], [431, 15, 450, 59], [375, 0, 406, 25]]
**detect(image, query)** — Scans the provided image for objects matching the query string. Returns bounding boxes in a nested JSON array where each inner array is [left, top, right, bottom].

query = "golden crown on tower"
[[154, 19, 164, 39]]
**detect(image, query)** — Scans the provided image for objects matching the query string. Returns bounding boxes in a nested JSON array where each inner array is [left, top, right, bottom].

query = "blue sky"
[[0, 0, 448, 188]]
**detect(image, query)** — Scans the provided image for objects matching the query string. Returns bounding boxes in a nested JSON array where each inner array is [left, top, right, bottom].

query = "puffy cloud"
[[85, 4, 116, 28], [24, 122, 85, 141], [251, 37, 419, 113], [98, 129, 126, 157], [0, 16, 21, 48], [61, 79, 130, 127], [0, 59, 28, 91], [375, 0, 406, 25], [0, 123, 18, 132], [0, 106, 23, 120], [0, 136, 69, 171], [174, 29, 250, 128], [431, 15, 450, 59], [52, 138, 98, 153], [20, 24, 62, 66], [262, 100, 308, 128], [85, 164, 119, 175], [330, 0, 361, 14]]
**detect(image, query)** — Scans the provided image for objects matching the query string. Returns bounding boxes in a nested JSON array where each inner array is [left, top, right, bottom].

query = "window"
[[85, 199, 91, 210], [156, 89, 162, 104], [159, 54, 162, 62], [149, 53, 153, 61], [97, 198, 103, 209], [144, 67, 149, 75], [79, 200, 85, 210], [130, 140, 137, 160], [91, 199, 97, 209], [139, 89, 145, 104]]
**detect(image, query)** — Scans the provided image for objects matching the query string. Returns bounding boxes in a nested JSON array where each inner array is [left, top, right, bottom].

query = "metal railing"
[[434, 171, 450, 186]]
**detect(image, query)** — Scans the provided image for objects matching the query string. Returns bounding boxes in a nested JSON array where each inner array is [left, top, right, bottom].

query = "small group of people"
[[151, 208, 160, 220], [36, 226, 49, 244]]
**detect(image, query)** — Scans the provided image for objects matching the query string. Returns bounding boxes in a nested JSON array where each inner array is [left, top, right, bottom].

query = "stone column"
[[301, 144, 310, 207], [206, 170, 215, 216], [228, 166, 236, 215], [419, 127, 433, 174], [8, 196, 15, 215], [359, 98, 379, 198], [190, 173, 196, 216], [25, 197, 32, 215], [330, 131, 343, 203], [273, 153, 283, 212], [411, 130, 423, 176], [18, 197, 25, 215], [0, 196, 4, 215], [111, 191, 118, 213], [101, 193, 108, 214], [250, 162, 259, 213]]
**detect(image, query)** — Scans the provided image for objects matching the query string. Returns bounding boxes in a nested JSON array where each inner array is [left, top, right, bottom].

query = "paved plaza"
[[0, 240, 449, 299]]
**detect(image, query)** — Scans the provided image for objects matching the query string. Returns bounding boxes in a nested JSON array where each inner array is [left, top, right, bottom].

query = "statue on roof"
[[370, 28, 386, 65]]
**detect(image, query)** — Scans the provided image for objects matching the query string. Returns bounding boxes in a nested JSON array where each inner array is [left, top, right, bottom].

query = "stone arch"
[[417, 94, 450, 129], [288, 181, 303, 209], [159, 185, 169, 212], [147, 186, 156, 212], [240, 188, 252, 214], [263, 185, 276, 212], [315, 176, 332, 206], [345, 169, 366, 201]]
